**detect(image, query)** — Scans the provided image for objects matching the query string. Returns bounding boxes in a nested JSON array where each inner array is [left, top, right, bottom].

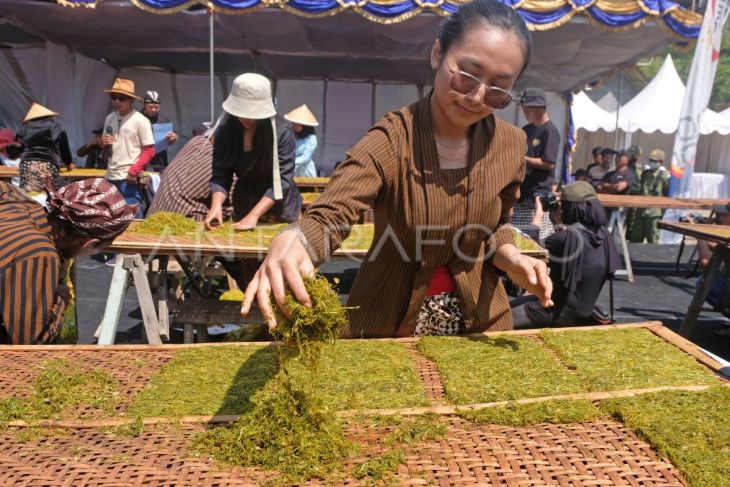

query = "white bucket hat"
[[222, 73, 276, 120], [216, 73, 282, 200]]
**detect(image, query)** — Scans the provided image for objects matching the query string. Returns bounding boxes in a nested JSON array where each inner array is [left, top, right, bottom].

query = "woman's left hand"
[[505, 254, 553, 307], [232, 213, 259, 231]]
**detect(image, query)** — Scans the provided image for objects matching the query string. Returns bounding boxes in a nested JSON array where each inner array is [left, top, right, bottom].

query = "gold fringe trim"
[[566, 0, 599, 13], [656, 14, 701, 44], [64, 0, 703, 38], [584, 11, 648, 32], [55, 0, 97, 7], [521, 0, 573, 13], [669, 7, 703, 25], [595, 0, 647, 15], [414, 0, 446, 8], [527, 10, 578, 31], [129, 0, 208, 14]]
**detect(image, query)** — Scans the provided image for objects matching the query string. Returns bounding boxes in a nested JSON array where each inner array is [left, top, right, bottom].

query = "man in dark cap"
[[523, 181, 621, 327], [597, 149, 633, 195], [76, 127, 108, 169], [141, 90, 178, 172], [511, 88, 561, 241], [0, 178, 135, 344]]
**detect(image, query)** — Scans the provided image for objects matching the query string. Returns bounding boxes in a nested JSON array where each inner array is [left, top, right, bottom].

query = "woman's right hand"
[[241, 229, 315, 329], [204, 206, 223, 230]]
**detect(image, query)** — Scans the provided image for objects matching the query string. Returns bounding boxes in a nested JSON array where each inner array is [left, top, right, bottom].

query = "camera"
[[679, 213, 713, 224], [535, 191, 559, 211]]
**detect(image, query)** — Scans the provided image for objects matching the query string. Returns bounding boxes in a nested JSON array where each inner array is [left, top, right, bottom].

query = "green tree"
[[637, 34, 730, 110]]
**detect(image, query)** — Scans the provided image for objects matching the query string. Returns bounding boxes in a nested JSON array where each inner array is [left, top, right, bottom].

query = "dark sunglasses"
[[110, 94, 131, 102], [444, 60, 516, 110]]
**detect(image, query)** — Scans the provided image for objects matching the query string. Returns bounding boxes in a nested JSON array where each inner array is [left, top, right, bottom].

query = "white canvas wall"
[[574, 128, 730, 174], [0, 42, 117, 162], [0, 41, 570, 176]]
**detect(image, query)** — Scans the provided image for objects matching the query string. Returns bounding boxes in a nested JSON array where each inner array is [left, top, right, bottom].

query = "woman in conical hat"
[[204, 73, 302, 289], [16, 102, 75, 192], [284, 104, 319, 178]]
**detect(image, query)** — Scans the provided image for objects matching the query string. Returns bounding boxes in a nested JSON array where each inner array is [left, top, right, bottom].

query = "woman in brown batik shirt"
[[242, 0, 553, 338]]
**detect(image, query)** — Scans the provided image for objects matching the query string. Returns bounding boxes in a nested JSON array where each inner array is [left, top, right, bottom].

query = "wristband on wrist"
[[277, 226, 308, 249]]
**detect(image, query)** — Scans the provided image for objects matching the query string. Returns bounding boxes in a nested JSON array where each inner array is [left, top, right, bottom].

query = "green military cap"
[[649, 148, 665, 161], [562, 181, 598, 203]]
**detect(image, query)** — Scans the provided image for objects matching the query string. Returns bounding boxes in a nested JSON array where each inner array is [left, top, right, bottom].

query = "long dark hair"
[[438, 0, 532, 76], [214, 114, 275, 180], [294, 125, 316, 140]]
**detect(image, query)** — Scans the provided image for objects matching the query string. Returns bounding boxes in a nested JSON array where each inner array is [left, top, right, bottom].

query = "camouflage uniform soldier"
[[629, 149, 669, 243]]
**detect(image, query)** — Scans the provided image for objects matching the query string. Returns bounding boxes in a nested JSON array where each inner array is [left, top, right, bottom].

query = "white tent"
[[574, 55, 730, 173], [617, 54, 730, 135], [573, 91, 617, 132]]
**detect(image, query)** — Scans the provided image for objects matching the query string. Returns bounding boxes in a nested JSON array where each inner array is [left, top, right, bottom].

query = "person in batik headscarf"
[[0, 178, 136, 344]]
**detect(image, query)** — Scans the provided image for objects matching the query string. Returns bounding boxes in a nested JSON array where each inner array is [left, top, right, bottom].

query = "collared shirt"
[[296, 95, 526, 338], [0, 181, 66, 344]]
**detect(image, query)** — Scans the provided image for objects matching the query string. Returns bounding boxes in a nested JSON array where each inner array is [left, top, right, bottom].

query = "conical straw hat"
[[284, 104, 319, 127], [23, 102, 59, 123]]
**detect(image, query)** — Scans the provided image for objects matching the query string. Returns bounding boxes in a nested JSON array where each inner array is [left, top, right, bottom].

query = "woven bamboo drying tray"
[[0, 322, 726, 486]]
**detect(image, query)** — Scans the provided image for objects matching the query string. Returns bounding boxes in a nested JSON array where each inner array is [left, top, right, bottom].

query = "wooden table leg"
[[609, 208, 634, 283], [156, 256, 170, 342], [679, 246, 726, 338], [97, 256, 132, 345], [130, 255, 162, 345], [183, 324, 194, 344], [195, 324, 208, 343]]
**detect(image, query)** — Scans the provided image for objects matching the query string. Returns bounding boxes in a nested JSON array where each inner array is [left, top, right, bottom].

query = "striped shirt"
[[297, 95, 526, 338], [148, 135, 214, 222], [0, 181, 66, 344]]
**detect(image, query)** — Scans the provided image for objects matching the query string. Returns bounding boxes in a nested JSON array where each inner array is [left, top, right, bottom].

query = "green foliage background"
[[637, 35, 730, 110]]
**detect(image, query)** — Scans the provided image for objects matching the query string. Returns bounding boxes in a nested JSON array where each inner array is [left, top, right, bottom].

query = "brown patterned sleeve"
[[295, 123, 396, 266], [1, 254, 65, 345], [492, 128, 527, 251]]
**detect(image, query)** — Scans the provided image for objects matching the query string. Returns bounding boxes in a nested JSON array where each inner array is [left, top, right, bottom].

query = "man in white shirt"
[[101, 78, 154, 218]]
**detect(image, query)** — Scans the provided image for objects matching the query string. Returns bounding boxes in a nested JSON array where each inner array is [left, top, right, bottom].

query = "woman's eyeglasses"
[[444, 60, 516, 110], [110, 94, 131, 102]]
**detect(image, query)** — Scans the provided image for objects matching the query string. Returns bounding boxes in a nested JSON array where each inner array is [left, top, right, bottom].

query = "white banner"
[[661, 0, 730, 243]]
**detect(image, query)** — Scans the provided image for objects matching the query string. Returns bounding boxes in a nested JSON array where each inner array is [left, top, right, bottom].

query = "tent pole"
[[613, 70, 623, 149], [209, 9, 215, 124]]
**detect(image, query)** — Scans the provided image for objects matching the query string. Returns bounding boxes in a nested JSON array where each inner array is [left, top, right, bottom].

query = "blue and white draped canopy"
[[0, 0, 699, 89], [56, 0, 701, 39]]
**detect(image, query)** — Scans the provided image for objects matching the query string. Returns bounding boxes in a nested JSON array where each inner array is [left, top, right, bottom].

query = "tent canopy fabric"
[[0, 0, 702, 91], [572, 90, 617, 131], [616, 54, 730, 134], [55, 0, 702, 39]]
